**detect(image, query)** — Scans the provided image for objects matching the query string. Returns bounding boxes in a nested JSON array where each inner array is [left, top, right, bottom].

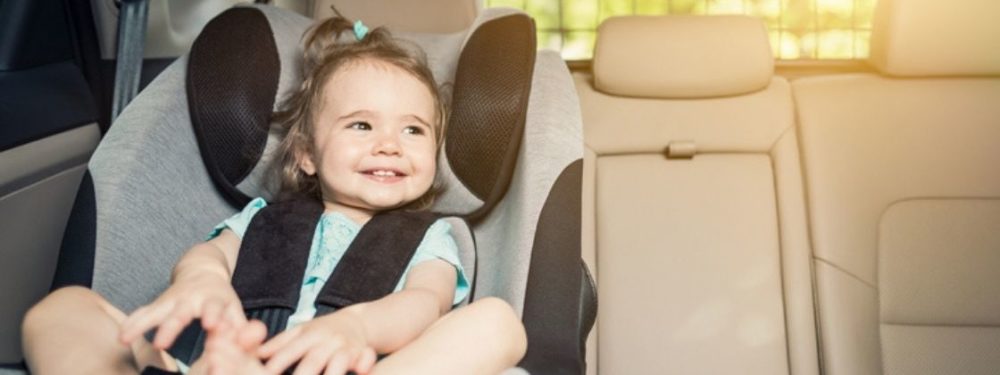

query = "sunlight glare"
[[816, 0, 853, 13], [707, 0, 746, 14], [487, 0, 875, 60]]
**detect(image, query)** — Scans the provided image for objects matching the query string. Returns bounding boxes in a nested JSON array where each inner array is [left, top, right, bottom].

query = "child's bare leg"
[[372, 297, 527, 375], [22, 286, 176, 375]]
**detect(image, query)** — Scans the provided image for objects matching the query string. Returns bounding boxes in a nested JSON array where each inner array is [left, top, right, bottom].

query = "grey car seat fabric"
[[51, 4, 593, 374]]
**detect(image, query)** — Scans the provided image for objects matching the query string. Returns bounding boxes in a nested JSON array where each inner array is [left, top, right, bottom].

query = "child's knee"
[[468, 298, 527, 358], [40, 286, 102, 309], [469, 297, 517, 322], [23, 286, 102, 332]]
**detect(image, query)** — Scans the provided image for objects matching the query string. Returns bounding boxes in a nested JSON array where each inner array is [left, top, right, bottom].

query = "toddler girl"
[[22, 13, 527, 375]]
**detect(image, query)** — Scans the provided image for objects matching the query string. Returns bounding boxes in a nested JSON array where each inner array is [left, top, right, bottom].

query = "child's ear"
[[297, 151, 317, 176]]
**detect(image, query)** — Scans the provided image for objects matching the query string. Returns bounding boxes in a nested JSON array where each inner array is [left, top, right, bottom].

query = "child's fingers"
[[206, 321, 237, 350], [257, 325, 301, 358], [208, 358, 227, 375], [292, 346, 339, 375], [185, 354, 211, 375], [263, 334, 331, 374], [204, 352, 225, 375], [152, 303, 195, 349], [237, 320, 268, 352], [201, 299, 225, 330], [224, 300, 248, 326], [119, 302, 173, 343], [204, 323, 239, 375], [352, 347, 376, 374], [206, 341, 238, 375], [321, 350, 352, 375]]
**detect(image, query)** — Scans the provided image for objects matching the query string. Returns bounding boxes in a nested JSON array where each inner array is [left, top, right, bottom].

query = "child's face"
[[300, 60, 438, 217]]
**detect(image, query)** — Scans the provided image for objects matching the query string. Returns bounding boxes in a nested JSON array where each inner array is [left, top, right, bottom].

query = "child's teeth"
[[374, 170, 396, 176]]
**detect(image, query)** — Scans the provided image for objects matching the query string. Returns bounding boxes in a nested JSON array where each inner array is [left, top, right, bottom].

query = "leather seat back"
[[793, 1, 1000, 373], [577, 15, 818, 375]]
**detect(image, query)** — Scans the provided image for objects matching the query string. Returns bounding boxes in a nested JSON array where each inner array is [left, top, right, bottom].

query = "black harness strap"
[[231, 197, 323, 310], [315, 210, 440, 314], [169, 199, 439, 367]]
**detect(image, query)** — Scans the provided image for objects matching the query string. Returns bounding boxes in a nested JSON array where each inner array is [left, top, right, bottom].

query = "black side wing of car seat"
[[186, 7, 280, 209], [446, 13, 596, 374]]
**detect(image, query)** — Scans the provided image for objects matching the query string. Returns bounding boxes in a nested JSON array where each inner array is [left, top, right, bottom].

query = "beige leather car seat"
[[577, 15, 819, 375], [792, 0, 1000, 374]]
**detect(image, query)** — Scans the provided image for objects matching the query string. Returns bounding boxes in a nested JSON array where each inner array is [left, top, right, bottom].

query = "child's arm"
[[118, 229, 244, 349], [257, 259, 457, 374]]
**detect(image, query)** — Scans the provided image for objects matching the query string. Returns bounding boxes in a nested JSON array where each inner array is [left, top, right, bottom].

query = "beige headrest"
[[313, 0, 477, 33], [870, 0, 1000, 76], [593, 15, 773, 99]]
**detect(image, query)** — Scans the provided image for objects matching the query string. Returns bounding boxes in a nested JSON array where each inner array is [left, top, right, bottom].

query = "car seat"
[[792, 0, 1000, 373], [577, 14, 817, 375], [47, 4, 594, 374]]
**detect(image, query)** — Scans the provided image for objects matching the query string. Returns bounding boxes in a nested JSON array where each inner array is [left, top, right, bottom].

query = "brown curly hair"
[[270, 12, 447, 210]]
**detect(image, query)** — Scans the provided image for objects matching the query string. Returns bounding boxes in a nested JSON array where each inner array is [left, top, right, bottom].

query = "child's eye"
[[348, 121, 371, 131], [402, 126, 425, 135]]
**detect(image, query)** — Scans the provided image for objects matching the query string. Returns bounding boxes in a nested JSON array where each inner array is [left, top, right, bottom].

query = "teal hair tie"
[[353, 20, 369, 40]]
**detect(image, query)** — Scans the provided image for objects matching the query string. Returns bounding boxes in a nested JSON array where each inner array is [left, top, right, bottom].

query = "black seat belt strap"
[[315, 211, 440, 313], [111, 0, 149, 123]]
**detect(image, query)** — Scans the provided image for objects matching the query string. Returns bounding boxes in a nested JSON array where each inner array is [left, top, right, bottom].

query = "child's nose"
[[373, 133, 401, 155]]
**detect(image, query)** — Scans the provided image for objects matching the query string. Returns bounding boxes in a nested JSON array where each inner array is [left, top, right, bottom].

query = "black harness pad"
[[231, 196, 323, 311], [316, 210, 440, 312], [174, 199, 443, 365], [231, 199, 441, 314]]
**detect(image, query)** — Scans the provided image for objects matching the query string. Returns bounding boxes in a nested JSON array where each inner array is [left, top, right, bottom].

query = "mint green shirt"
[[209, 198, 470, 329]]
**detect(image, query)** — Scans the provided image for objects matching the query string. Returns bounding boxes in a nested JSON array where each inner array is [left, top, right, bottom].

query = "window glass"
[[485, 0, 875, 60]]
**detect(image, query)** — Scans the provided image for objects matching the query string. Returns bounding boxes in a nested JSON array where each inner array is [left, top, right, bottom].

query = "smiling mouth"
[[361, 169, 407, 182], [363, 169, 406, 177]]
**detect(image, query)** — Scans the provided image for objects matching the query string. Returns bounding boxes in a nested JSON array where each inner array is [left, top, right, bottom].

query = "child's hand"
[[188, 319, 269, 375], [118, 273, 245, 349], [257, 312, 377, 375]]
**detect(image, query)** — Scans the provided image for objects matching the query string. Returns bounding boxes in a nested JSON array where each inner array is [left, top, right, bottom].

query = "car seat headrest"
[[440, 13, 536, 221], [186, 6, 536, 220], [869, 0, 1000, 77], [593, 15, 773, 99], [187, 7, 280, 208]]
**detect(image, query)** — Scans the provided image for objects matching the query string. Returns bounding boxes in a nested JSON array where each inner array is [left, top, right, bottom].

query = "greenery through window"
[[484, 0, 875, 60]]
